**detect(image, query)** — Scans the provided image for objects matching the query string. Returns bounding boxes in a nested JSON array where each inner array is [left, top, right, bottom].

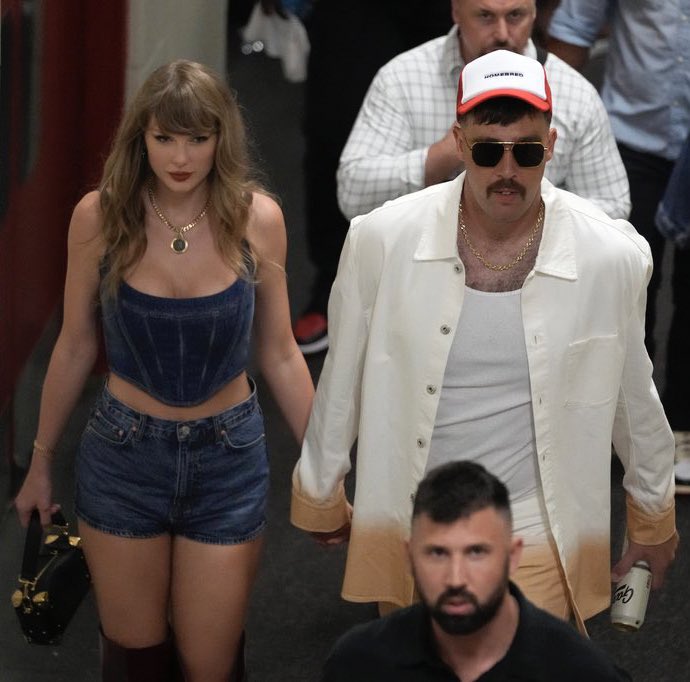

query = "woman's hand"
[[310, 523, 351, 546], [309, 502, 353, 546], [14, 460, 59, 527]]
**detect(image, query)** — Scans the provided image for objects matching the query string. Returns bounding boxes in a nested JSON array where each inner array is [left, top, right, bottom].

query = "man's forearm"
[[424, 130, 464, 187], [546, 38, 591, 70]]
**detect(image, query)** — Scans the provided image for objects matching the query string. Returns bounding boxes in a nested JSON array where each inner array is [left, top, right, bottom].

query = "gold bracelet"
[[33, 440, 55, 459]]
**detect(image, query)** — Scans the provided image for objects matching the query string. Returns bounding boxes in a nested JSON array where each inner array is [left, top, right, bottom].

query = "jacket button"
[[440, 325, 451, 335], [426, 385, 437, 395], [416, 438, 426, 448], [454, 264, 462, 273]]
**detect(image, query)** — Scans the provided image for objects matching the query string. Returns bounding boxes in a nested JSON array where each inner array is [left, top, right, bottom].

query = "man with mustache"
[[337, 0, 630, 222], [292, 50, 677, 631], [321, 462, 632, 681], [295, 0, 629, 356]]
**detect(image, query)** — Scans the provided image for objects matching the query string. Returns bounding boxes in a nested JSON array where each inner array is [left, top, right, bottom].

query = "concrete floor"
[[1, 27, 689, 682]]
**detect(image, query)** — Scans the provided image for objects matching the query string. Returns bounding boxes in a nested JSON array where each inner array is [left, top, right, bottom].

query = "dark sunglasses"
[[462, 131, 548, 168]]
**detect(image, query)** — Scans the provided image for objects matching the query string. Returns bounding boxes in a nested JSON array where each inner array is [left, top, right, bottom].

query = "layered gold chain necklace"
[[147, 184, 211, 254], [457, 199, 544, 272]]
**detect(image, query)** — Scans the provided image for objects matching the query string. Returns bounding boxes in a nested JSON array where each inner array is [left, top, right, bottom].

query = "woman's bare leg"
[[170, 535, 263, 682], [79, 521, 172, 646]]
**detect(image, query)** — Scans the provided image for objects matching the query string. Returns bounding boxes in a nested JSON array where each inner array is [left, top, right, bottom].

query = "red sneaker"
[[293, 311, 328, 354]]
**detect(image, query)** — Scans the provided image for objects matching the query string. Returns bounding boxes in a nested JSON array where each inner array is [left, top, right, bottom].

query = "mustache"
[[435, 586, 479, 609], [487, 179, 526, 198]]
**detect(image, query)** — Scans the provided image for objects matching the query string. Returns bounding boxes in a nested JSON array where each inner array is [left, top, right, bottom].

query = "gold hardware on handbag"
[[11, 510, 91, 644]]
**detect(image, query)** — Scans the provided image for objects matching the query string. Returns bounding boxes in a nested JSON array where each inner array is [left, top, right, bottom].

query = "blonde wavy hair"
[[99, 60, 257, 297]]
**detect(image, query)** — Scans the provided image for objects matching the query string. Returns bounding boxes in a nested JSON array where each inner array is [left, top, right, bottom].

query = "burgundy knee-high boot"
[[100, 628, 178, 682], [166, 630, 246, 681]]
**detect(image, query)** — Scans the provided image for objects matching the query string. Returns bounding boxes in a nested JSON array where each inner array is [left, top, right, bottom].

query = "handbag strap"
[[19, 509, 69, 584]]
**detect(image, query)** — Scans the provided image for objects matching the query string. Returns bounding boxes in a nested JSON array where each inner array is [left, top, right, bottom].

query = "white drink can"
[[610, 560, 651, 631]]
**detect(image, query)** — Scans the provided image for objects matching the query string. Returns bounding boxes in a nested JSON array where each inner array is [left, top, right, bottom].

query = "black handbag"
[[11, 510, 91, 644]]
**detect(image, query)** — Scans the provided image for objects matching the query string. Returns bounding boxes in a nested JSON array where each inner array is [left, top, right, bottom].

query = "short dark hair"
[[412, 461, 512, 526], [457, 96, 552, 127]]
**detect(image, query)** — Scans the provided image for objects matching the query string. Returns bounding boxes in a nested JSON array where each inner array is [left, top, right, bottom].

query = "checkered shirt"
[[337, 28, 631, 220]]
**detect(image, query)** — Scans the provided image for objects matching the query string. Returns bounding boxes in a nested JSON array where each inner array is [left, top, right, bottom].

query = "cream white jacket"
[[291, 175, 675, 621]]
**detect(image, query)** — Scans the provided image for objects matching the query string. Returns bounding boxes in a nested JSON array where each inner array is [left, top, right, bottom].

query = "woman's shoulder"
[[70, 190, 103, 236], [74, 189, 102, 215], [246, 191, 286, 250], [67, 190, 106, 258], [248, 191, 283, 226]]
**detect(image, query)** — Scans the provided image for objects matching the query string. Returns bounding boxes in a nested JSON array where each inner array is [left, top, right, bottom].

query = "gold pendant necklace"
[[457, 199, 544, 272], [148, 184, 211, 254]]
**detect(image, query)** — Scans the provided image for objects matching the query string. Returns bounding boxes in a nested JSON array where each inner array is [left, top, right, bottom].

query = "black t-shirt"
[[321, 583, 632, 682]]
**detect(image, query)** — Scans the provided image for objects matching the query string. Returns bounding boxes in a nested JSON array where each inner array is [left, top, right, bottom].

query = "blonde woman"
[[15, 60, 314, 681]]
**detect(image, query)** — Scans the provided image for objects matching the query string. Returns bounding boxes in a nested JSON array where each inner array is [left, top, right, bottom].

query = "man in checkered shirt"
[[337, 0, 630, 222]]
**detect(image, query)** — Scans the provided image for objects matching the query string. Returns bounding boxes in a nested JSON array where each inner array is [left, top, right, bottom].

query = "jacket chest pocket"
[[564, 334, 622, 407]]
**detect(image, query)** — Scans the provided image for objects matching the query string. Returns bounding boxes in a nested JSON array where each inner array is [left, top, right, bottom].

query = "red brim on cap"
[[456, 80, 552, 116], [457, 88, 551, 116]]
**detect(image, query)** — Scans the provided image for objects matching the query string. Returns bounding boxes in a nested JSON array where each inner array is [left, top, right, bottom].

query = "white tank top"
[[427, 287, 540, 506]]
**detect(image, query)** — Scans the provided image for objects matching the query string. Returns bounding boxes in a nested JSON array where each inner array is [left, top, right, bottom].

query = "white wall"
[[126, 0, 229, 101]]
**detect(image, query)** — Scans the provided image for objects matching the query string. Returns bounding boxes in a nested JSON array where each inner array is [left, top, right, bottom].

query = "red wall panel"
[[0, 0, 126, 412]]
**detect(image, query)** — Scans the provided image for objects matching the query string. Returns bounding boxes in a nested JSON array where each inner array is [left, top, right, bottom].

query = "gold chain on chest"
[[148, 183, 211, 254], [457, 199, 544, 272]]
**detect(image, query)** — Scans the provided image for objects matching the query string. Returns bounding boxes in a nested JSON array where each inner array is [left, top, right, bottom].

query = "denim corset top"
[[100, 271, 255, 407]]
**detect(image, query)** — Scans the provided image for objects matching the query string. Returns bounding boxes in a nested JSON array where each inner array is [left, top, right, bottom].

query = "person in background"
[[291, 49, 676, 634], [322, 461, 632, 682], [532, 0, 563, 49], [656, 130, 690, 489], [547, 0, 690, 495], [14, 60, 314, 681], [259, 0, 454, 354], [337, 0, 629, 223]]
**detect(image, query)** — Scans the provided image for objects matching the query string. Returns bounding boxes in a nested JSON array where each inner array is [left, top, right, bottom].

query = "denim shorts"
[[75, 381, 269, 544]]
